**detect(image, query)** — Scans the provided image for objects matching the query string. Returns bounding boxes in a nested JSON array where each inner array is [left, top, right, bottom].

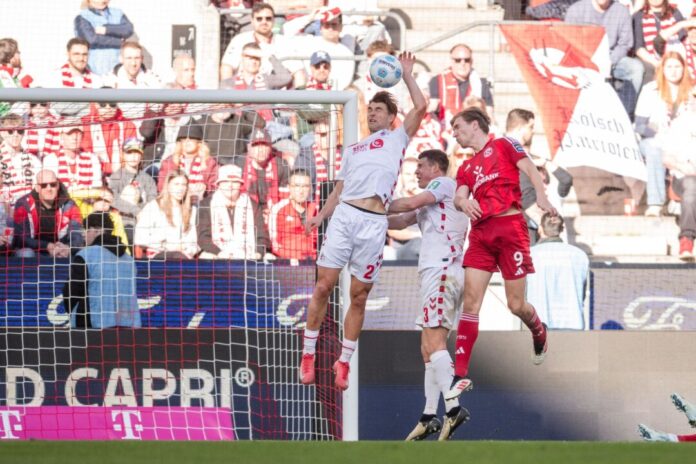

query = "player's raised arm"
[[400, 51, 427, 138], [516, 157, 558, 216], [388, 190, 437, 214]]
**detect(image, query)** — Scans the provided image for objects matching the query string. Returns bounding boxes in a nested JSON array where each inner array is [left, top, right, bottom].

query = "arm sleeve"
[[610, 9, 634, 64], [74, 15, 124, 48], [633, 13, 646, 51], [481, 79, 494, 107], [104, 13, 134, 39], [428, 75, 440, 99], [63, 255, 88, 328], [425, 178, 451, 203], [519, 171, 536, 209], [12, 206, 46, 251], [500, 137, 529, 165], [197, 201, 220, 255]]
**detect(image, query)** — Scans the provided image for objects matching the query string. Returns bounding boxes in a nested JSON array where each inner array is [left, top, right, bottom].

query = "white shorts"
[[415, 265, 464, 330], [317, 202, 388, 283]]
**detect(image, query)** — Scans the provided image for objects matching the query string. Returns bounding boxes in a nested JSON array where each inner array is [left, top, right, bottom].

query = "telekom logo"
[[0, 410, 22, 439], [111, 410, 143, 440]]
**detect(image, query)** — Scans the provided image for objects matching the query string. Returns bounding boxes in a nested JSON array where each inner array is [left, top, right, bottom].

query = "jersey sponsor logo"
[[369, 138, 384, 150], [483, 147, 493, 157], [473, 166, 484, 181], [352, 143, 368, 153], [427, 180, 441, 190]]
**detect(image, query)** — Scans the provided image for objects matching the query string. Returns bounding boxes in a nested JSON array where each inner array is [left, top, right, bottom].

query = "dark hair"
[[505, 108, 535, 133], [418, 149, 449, 173], [84, 211, 115, 232], [0, 38, 18, 65], [290, 168, 310, 180], [540, 213, 564, 238], [369, 91, 398, 116], [67, 37, 89, 52], [451, 107, 490, 134], [642, 0, 673, 18], [252, 2, 274, 16]]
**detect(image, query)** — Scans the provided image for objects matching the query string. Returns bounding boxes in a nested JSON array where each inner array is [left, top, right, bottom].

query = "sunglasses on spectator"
[[98, 102, 118, 108], [322, 22, 341, 29], [38, 182, 58, 189], [5, 129, 24, 135], [254, 16, 273, 22], [451, 57, 472, 64], [30, 102, 48, 108], [312, 63, 330, 70]]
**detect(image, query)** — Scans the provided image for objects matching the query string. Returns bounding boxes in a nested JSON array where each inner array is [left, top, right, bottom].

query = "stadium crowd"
[[1, 0, 696, 262]]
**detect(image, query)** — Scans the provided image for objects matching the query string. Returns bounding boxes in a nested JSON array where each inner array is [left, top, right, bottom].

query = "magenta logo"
[[369, 139, 384, 150]]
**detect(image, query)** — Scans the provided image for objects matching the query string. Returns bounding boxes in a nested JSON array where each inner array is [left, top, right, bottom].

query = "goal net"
[[0, 88, 356, 441]]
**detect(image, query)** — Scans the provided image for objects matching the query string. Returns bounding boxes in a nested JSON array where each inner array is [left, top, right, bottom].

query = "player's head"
[[416, 149, 448, 188], [367, 91, 398, 133], [505, 108, 535, 147], [450, 107, 490, 147], [540, 212, 564, 238]]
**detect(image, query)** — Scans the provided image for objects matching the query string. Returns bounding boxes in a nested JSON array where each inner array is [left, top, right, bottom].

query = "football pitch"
[[1, 441, 693, 464]]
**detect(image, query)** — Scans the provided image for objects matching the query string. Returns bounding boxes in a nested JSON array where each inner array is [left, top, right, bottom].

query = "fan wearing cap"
[[43, 125, 103, 195], [242, 127, 290, 257], [81, 98, 138, 175], [0, 113, 41, 204], [108, 138, 158, 244], [157, 121, 218, 201], [198, 164, 257, 260], [63, 211, 139, 329], [306, 51, 333, 90]]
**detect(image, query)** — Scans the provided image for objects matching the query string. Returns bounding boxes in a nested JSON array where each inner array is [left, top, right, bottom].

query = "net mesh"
[[0, 99, 344, 440]]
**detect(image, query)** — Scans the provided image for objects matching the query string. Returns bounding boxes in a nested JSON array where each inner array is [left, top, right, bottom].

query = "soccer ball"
[[369, 54, 403, 88]]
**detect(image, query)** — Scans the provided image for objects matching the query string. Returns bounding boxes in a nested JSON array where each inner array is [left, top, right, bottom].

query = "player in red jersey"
[[444, 107, 558, 400]]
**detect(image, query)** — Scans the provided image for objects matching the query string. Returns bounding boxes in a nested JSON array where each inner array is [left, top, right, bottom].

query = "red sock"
[[678, 433, 696, 442], [454, 313, 479, 378], [522, 305, 546, 346]]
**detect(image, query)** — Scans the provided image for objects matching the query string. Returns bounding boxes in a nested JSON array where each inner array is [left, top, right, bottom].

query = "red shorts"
[[463, 213, 535, 280]]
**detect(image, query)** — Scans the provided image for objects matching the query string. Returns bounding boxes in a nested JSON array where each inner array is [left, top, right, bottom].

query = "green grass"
[[1, 441, 694, 464]]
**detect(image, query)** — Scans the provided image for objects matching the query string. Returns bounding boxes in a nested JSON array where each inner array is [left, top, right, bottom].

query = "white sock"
[[423, 362, 439, 416], [338, 338, 357, 363], [431, 350, 458, 412], [303, 328, 320, 355]]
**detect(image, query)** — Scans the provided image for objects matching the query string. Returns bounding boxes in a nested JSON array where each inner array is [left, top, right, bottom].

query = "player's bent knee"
[[507, 299, 526, 315]]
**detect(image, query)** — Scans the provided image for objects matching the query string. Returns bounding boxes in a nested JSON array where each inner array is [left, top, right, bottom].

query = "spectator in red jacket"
[[81, 100, 138, 175], [269, 168, 317, 260]]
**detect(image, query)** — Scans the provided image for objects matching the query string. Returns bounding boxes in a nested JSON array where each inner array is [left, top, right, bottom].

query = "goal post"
[[0, 88, 359, 441]]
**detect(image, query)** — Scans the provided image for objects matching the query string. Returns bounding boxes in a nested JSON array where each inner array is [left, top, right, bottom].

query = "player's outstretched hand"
[[398, 51, 416, 76], [306, 215, 322, 234], [461, 198, 483, 220], [536, 196, 558, 216]]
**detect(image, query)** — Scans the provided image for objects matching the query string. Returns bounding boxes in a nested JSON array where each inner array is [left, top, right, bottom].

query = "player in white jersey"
[[300, 52, 427, 390], [387, 149, 470, 440]]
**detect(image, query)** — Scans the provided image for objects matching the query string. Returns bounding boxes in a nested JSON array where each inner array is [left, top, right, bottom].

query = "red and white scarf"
[[233, 73, 273, 120], [312, 143, 342, 201], [306, 77, 332, 90], [179, 155, 205, 186], [437, 69, 483, 123], [0, 144, 41, 203], [210, 190, 255, 256], [243, 156, 284, 207], [641, 11, 678, 58], [55, 151, 98, 190], [60, 62, 93, 88], [24, 115, 61, 159], [686, 44, 696, 80]]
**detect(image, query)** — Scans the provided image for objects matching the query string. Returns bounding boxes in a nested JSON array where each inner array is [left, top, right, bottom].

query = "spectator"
[[23, 102, 61, 159], [0, 114, 41, 204], [428, 44, 494, 130], [268, 168, 317, 260], [74, 0, 134, 76], [198, 164, 257, 259], [134, 170, 199, 259], [229, 42, 292, 93], [283, 7, 357, 90], [108, 138, 158, 245], [633, 0, 686, 80], [446, 143, 475, 178], [103, 41, 160, 118], [0, 196, 11, 253], [80, 100, 138, 175], [43, 126, 103, 194], [635, 51, 693, 217], [46, 38, 102, 89], [170, 54, 197, 89], [158, 121, 218, 201], [526, 213, 589, 330], [273, 138, 301, 169], [12, 170, 84, 258], [329, 0, 392, 53], [63, 211, 139, 329], [295, 115, 342, 202], [242, 127, 290, 256], [387, 158, 423, 260], [70, 186, 129, 250], [661, 99, 696, 260], [404, 74, 445, 159], [565, 0, 645, 117], [655, 16, 696, 79], [139, 100, 191, 175], [0, 38, 32, 89], [306, 51, 333, 90], [199, 81, 266, 166], [220, 2, 306, 88]]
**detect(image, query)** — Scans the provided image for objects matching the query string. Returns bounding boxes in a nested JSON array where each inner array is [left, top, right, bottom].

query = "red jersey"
[[456, 136, 528, 224]]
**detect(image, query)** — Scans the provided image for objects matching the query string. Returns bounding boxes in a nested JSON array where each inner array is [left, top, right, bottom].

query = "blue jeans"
[[639, 137, 666, 206], [612, 57, 645, 117], [674, 177, 696, 239]]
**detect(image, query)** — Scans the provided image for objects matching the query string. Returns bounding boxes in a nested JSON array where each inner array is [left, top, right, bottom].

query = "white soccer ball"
[[369, 54, 403, 88]]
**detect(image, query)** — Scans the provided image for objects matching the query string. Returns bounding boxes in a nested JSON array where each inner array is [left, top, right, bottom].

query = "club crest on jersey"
[[369, 138, 384, 150], [483, 147, 493, 157]]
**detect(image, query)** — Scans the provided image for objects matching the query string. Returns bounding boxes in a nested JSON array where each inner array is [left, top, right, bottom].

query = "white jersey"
[[416, 176, 469, 270], [338, 125, 409, 206]]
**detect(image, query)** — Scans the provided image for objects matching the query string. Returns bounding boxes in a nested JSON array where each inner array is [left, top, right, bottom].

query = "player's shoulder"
[[495, 136, 526, 153], [426, 175, 455, 190]]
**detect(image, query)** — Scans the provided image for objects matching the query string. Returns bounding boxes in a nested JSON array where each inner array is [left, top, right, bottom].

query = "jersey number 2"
[[363, 265, 375, 280]]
